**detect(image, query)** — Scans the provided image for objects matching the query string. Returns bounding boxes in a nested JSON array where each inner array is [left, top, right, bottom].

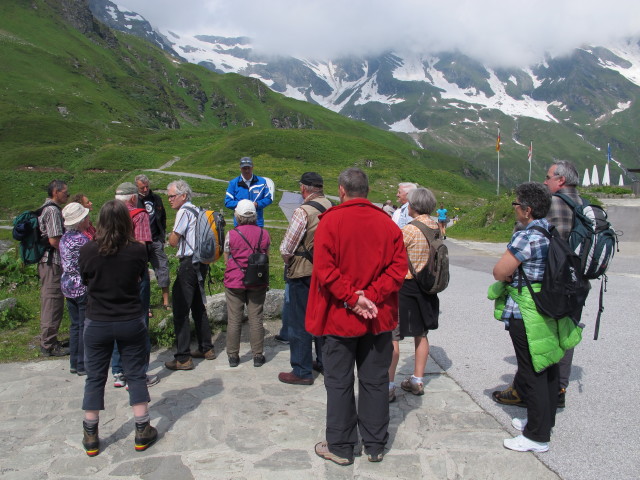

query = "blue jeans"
[[288, 277, 323, 379], [278, 282, 290, 340], [67, 294, 87, 373], [111, 271, 151, 375], [83, 316, 150, 410]]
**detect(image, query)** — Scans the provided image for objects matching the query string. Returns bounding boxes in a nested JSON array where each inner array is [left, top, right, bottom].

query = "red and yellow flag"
[[496, 133, 501, 152]]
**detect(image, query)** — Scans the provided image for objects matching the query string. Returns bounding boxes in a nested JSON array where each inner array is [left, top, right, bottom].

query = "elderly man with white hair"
[[164, 179, 215, 371], [392, 182, 418, 228]]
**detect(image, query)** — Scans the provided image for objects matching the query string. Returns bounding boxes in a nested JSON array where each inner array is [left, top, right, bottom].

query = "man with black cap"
[[278, 172, 333, 385], [225, 157, 273, 227]]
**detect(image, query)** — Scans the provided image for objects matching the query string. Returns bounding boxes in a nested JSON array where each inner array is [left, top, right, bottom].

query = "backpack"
[[518, 225, 591, 327], [12, 203, 59, 265], [555, 193, 618, 280], [230, 228, 269, 288], [183, 206, 225, 264], [406, 220, 450, 294]]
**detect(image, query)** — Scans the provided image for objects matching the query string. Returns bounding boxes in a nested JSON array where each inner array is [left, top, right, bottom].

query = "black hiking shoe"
[[82, 421, 100, 457], [134, 421, 158, 452], [492, 384, 526, 407]]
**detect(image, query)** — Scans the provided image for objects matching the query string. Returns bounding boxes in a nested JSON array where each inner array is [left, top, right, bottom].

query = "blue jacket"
[[225, 174, 273, 227]]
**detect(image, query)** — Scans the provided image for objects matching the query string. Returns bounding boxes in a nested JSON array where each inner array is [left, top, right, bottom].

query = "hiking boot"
[[113, 373, 127, 388], [389, 385, 397, 403], [314, 441, 353, 466], [557, 388, 566, 408], [41, 343, 70, 357], [82, 421, 100, 457], [274, 334, 289, 345], [367, 451, 385, 462], [503, 434, 548, 453], [401, 376, 424, 396], [228, 355, 240, 367], [253, 354, 266, 367], [164, 358, 194, 370], [134, 421, 158, 452], [191, 348, 216, 360], [492, 384, 526, 407], [278, 371, 313, 385]]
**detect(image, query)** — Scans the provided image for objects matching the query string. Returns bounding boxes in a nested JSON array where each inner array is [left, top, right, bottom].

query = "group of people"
[[31, 155, 585, 460]]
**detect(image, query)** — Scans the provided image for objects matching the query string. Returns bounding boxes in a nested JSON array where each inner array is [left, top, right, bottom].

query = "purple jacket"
[[224, 225, 271, 289]]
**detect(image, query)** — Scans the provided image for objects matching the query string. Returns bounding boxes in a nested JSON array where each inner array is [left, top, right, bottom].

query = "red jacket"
[[305, 198, 408, 337]]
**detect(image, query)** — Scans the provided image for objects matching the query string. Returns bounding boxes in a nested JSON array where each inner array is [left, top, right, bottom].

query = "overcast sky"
[[118, 0, 640, 66]]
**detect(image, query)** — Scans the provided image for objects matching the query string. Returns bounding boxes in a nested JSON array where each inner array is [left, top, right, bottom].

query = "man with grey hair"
[[278, 172, 333, 385], [392, 182, 417, 228], [135, 174, 170, 310], [165, 179, 215, 371], [306, 168, 407, 465], [493, 159, 583, 409]]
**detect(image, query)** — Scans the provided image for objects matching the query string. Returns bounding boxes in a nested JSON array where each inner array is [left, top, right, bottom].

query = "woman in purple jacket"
[[224, 199, 271, 368]]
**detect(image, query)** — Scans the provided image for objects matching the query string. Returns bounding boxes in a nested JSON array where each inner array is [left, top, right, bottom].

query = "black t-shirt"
[[79, 241, 147, 322]]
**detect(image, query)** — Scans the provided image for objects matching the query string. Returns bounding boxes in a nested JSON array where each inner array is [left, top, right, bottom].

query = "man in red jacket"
[[306, 168, 407, 465]]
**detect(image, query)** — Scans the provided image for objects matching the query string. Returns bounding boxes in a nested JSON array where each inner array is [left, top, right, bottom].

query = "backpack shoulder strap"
[[409, 219, 439, 241], [304, 200, 329, 214], [529, 225, 552, 239]]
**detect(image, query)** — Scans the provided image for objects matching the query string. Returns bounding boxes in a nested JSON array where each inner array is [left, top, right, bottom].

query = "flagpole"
[[496, 128, 500, 196], [528, 141, 532, 182]]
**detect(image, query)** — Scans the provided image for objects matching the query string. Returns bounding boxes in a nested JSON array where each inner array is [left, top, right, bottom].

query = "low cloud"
[[119, 0, 640, 66]]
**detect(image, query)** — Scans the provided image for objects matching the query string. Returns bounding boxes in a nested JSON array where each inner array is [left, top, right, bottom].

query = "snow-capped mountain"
[[89, 1, 640, 177]]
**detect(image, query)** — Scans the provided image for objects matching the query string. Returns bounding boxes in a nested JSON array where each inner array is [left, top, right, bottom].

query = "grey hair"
[[516, 182, 552, 219], [65, 218, 87, 231], [398, 182, 418, 192], [301, 184, 323, 195], [407, 188, 436, 215], [552, 160, 579, 186], [234, 211, 257, 225], [338, 168, 369, 198], [135, 174, 150, 185], [167, 180, 192, 201], [47, 180, 67, 198], [115, 193, 136, 203]]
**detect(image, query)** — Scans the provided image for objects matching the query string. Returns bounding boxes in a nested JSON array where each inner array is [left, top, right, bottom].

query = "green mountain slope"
[[0, 0, 493, 220]]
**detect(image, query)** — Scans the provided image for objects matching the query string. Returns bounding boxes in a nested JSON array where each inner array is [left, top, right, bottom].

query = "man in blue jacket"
[[225, 157, 273, 227]]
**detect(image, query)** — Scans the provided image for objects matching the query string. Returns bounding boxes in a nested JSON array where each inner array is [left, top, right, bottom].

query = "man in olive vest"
[[278, 172, 333, 385]]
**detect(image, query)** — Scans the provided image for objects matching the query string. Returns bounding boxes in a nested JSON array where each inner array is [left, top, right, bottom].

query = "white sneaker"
[[113, 373, 126, 388], [503, 434, 549, 453], [511, 417, 528, 431]]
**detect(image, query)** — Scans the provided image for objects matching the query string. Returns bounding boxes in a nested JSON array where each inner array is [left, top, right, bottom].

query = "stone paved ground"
[[0, 323, 559, 480]]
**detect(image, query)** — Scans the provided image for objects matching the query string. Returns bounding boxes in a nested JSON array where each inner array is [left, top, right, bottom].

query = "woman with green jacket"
[[492, 182, 581, 453]]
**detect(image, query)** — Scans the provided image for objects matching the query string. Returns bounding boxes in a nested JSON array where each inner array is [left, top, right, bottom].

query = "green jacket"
[[488, 281, 582, 373]]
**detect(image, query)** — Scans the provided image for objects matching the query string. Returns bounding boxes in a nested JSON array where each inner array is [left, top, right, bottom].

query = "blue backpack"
[[12, 203, 59, 265]]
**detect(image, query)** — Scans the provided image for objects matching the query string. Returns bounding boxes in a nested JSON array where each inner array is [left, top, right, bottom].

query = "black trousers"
[[322, 332, 392, 460], [172, 258, 213, 362], [509, 316, 558, 442]]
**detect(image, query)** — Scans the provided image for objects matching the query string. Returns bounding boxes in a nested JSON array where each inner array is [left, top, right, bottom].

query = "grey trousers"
[[38, 262, 65, 350], [225, 287, 267, 356]]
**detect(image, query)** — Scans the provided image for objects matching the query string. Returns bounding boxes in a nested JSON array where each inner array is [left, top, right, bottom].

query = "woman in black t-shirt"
[[78, 200, 157, 456]]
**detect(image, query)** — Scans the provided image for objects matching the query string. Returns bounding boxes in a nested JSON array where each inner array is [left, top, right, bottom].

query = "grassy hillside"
[[0, 0, 496, 223]]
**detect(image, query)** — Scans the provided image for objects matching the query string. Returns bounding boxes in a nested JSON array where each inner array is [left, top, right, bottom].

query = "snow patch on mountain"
[[603, 40, 640, 87], [354, 74, 404, 106]]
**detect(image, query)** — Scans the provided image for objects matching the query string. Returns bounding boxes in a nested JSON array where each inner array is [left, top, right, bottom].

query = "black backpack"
[[406, 220, 450, 295], [230, 228, 269, 288], [518, 225, 590, 327]]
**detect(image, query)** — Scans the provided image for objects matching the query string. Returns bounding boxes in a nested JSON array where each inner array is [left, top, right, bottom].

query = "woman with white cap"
[[60, 202, 92, 376], [224, 199, 271, 367]]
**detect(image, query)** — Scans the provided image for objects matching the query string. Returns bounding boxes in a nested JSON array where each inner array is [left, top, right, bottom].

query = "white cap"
[[236, 199, 256, 217]]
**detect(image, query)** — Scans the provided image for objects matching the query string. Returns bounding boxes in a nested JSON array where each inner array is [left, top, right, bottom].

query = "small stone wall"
[[205, 288, 285, 323]]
